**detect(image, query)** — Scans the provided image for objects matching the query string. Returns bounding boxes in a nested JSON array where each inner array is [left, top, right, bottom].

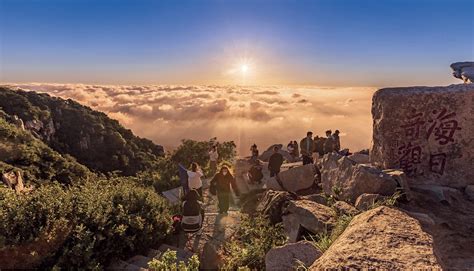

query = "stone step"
[[127, 255, 153, 269], [109, 260, 147, 271]]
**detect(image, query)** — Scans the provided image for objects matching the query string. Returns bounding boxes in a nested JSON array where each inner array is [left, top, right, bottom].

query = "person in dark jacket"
[[268, 146, 284, 177], [181, 189, 204, 232], [333, 130, 341, 152], [210, 166, 240, 214], [324, 130, 335, 154]]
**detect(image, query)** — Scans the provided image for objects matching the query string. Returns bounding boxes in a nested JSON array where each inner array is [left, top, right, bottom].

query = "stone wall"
[[370, 84, 474, 187]]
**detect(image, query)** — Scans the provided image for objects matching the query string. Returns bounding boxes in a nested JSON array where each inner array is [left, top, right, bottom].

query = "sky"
[[1, 0, 473, 86]]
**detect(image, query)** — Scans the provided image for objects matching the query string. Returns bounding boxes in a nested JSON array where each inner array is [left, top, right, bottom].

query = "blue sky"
[[0, 0, 473, 86]]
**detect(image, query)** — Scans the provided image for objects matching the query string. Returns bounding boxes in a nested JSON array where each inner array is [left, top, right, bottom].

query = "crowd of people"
[[178, 130, 342, 233]]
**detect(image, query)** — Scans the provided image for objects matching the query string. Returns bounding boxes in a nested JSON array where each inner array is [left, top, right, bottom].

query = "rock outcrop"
[[256, 190, 297, 224], [320, 153, 397, 203], [310, 206, 442, 269], [282, 200, 335, 242], [354, 193, 383, 210], [1, 171, 25, 194], [371, 84, 474, 188], [265, 241, 322, 271], [451, 62, 474, 83], [266, 164, 317, 193]]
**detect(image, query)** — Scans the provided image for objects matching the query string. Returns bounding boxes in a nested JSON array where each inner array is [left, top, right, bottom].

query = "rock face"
[[466, 185, 474, 201], [282, 200, 335, 242], [354, 193, 383, 210], [265, 241, 322, 271], [451, 62, 474, 83], [321, 153, 397, 203], [310, 206, 442, 269], [2, 171, 24, 194], [347, 153, 369, 164], [333, 201, 359, 216], [256, 190, 297, 224], [276, 164, 317, 193], [371, 84, 474, 188]]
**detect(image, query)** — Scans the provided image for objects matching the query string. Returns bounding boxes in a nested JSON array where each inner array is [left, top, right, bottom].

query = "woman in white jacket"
[[187, 162, 204, 197]]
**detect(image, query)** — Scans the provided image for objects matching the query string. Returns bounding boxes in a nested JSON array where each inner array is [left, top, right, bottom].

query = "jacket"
[[300, 137, 314, 156], [211, 172, 239, 196]]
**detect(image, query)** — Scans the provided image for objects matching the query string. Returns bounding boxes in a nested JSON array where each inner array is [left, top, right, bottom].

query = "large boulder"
[[310, 206, 442, 269], [354, 193, 384, 210], [332, 201, 359, 216], [274, 164, 317, 193], [451, 62, 474, 83], [256, 190, 297, 224], [321, 153, 397, 203], [282, 200, 335, 242], [371, 84, 474, 188], [265, 241, 322, 271], [347, 153, 369, 164]]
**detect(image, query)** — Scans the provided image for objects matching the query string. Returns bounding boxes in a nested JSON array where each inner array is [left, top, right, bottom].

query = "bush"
[[148, 249, 200, 271], [222, 215, 287, 270], [0, 178, 173, 269]]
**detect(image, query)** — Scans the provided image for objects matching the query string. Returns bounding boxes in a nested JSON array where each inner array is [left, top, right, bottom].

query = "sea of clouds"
[[4, 83, 377, 155]]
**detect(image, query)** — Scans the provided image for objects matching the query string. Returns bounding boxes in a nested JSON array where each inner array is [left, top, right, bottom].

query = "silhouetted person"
[[324, 130, 335, 154], [333, 130, 341, 152], [268, 146, 284, 177], [293, 140, 299, 157], [248, 160, 264, 184], [210, 166, 240, 214], [250, 144, 259, 162], [300, 131, 314, 165], [209, 145, 218, 175]]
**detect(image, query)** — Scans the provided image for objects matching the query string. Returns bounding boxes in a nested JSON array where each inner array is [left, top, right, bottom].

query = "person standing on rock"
[[210, 166, 240, 214], [268, 146, 284, 177], [250, 144, 259, 162], [287, 141, 295, 158], [208, 145, 219, 175], [324, 130, 335, 154], [333, 130, 341, 152], [300, 131, 314, 165], [293, 140, 299, 157], [187, 162, 204, 197]]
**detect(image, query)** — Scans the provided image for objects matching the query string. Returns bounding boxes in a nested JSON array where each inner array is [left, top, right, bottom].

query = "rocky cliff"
[[0, 87, 164, 176]]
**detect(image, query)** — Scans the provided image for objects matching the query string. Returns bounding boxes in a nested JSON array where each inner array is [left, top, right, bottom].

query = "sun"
[[240, 64, 249, 73]]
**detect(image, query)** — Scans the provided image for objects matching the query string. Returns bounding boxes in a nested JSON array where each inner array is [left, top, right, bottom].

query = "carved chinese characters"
[[371, 85, 474, 188]]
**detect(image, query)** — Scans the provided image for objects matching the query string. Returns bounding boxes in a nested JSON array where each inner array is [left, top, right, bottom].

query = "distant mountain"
[[0, 87, 164, 176]]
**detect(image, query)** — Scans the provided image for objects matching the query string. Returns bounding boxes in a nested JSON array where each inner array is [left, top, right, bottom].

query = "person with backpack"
[[248, 160, 264, 184], [181, 189, 204, 233], [210, 166, 240, 214]]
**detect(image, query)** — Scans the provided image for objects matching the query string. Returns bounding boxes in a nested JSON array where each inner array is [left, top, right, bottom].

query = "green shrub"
[[222, 215, 287, 270], [0, 178, 173, 269], [148, 249, 200, 271], [305, 214, 353, 253]]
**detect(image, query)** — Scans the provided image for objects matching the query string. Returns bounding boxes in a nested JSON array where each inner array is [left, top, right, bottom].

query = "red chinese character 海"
[[426, 108, 462, 145], [401, 110, 425, 140], [429, 153, 447, 175], [398, 142, 423, 177]]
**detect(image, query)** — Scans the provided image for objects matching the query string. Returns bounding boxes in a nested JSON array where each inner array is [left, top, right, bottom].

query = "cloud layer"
[[3, 83, 376, 155]]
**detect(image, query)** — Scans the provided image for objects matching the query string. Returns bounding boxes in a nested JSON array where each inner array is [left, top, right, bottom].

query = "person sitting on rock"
[[324, 130, 335, 154], [181, 189, 204, 233], [248, 160, 264, 184], [210, 166, 240, 214], [300, 131, 314, 165], [268, 146, 284, 177], [186, 162, 204, 197], [250, 144, 259, 162]]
